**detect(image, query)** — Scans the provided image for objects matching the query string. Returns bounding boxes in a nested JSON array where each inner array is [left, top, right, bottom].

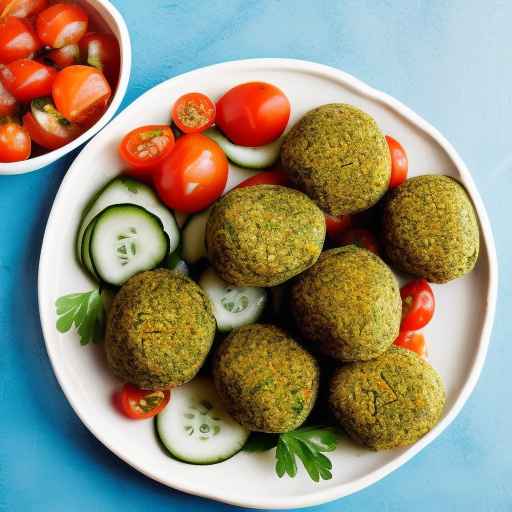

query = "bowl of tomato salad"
[[0, 0, 131, 174]]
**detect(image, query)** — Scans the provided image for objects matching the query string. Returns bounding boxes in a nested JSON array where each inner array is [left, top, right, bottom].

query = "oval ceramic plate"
[[38, 59, 498, 509]]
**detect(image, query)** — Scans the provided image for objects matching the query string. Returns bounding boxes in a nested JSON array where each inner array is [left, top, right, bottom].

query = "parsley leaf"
[[55, 289, 106, 345]]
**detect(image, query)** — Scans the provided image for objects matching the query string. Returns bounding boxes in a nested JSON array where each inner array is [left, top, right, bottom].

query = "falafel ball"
[[280, 103, 391, 215], [213, 324, 319, 433], [205, 185, 325, 287], [329, 347, 446, 450], [105, 269, 216, 390], [290, 246, 401, 362], [381, 175, 480, 283]]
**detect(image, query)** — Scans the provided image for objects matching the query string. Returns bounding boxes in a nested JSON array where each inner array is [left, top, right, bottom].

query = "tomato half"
[[0, 121, 31, 162], [338, 228, 379, 254], [325, 213, 352, 241], [216, 81, 290, 146], [52, 65, 111, 124], [79, 32, 120, 86], [400, 278, 435, 331], [0, 0, 47, 18], [394, 331, 427, 359], [0, 59, 56, 102], [36, 3, 88, 49], [0, 17, 40, 64], [172, 92, 215, 134], [0, 79, 16, 117], [236, 168, 291, 188], [119, 125, 175, 178], [45, 43, 80, 69], [154, 133, 228, 213], [114, 383, 171, 420], [386, 135, 408, 189]]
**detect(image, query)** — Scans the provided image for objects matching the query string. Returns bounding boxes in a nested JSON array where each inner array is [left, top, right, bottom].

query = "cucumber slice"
[[76, 177, 179, 263], [199, 268, 267, 332], [89, 204, 169, 286], [156, 377, 250, 464], [204, 127, 282, 169], [81, 219, 99, 281], [182, 208, 210, 264]]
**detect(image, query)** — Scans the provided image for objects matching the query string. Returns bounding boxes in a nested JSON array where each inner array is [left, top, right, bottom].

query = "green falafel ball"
[[213, 324, 319, 433], [382, 175, 480, 283], [281, 103, 391, 215], [290, 246, 401, 362], [329, 347, 446, 450], [205, 185, 325, 287], [105, 269, 216, 390]]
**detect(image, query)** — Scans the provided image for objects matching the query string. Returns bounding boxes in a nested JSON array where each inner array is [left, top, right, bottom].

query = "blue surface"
[[1, 1, 511, 510]]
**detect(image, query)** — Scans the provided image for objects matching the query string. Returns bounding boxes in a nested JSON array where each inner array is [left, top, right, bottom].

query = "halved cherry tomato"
[[325, 213, 352, 241], [386, 135, 408, 189], [0, 17, 40, 64], [338, 228, 379, 254], [0, 79, 16, 117], [400, 279, 435, 331], [0, 59, 56, 102], [394, 331, 427, 358], [154, 133, 228, 213], [119, 125, 175, 178], [0, 120, 31, 162], [216, 81, 290, 146], [0, 0, 47, 18], [172, 92, 215, 134], [114, 383, 171, 420], [45, 43, 79, 69], [36, 3, 88, 49], [52, 65, 111, 124], [236, 168, 291, 188], [79, 32, 120, 86]]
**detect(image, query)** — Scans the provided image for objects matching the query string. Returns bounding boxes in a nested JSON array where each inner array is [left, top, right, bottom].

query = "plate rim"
[[37, 57, 499, 509]]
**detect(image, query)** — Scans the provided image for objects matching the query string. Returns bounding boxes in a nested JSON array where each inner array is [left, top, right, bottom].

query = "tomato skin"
[[0, 17, 41, 64], [0, 79, 16, 117], [23, 111, 78, 150], [45, 43, 80, 69], [337, 228, 379, 254], [386, 135, 408, 189], [400, 279, 435, 331], [394, 331, 427, 359], [36, 3, 88, 49], [79, 32, 120, 86], [236, 169, 291, 188], [52, 65, 111, 124], [0, 121, 31, 162], [0, 59, 56, 102], [216, 81, 290, 146], [154, 133, 228, 213], [114, 383, 171, 420], [325, 213, 352, 241], [0, 0, 47, 18], [172, 92, 216, 134]]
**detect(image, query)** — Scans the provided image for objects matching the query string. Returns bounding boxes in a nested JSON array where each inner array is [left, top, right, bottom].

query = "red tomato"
[[394, 331, 427, 359], [0, 79, 16, 117], [386, 135, 408, 189], [45, 43, 79, 69], [0, 121, 31, 162], [338, 228, 379, 254], [154, 133, 228, 213], [216, 81, 290, 146], [0, 17, 40, 64], [114, 384, 171, 420], [172, 92, 215, 134], [400, 278, 435, 331], [79, 32, 120, 86], [119, 125, 175, 178], [36, 3, 88, 49], [0, 59, 56, 102], [0, 0, 47, 17], [325, 213, 352, 241], [236, 168, 291, 188], [52, 65, 111, 124]]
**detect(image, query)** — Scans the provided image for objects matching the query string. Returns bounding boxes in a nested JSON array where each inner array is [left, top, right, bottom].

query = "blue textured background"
[[1, 1, 510, 510]]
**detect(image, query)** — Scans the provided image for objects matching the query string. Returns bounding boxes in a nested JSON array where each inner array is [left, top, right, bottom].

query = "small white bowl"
[[0, 0, 131, 175]]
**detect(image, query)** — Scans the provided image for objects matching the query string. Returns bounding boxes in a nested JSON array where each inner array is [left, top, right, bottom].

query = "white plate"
[[38, 59, 498, 509]]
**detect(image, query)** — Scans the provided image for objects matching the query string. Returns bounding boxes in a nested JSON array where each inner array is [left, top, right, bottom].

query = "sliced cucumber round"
[[156, 377, 250, 465], [204, 127, 282, 169], [89, 204, 169, 286], [199, 267, 267, 332], [81, 218, 99, 281], [182, 208, 210, 264]]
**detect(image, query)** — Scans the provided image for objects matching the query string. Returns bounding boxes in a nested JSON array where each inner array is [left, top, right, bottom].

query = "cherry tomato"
[[0, 79, 16, 117], [45, 43, 79, 69], [172, 92, 215, 134], [0, 0, 47, 17], [36, 3, 88, 49], [386, 135, 408, 189], [236, 168, 291, 188], [400, 278, 435, 331], [325, 213, 352, 241], [0, 17, 40, 64], [0, 121, 31, 162], [52, 65, 111, 124], [338, 228, 379, 254], [394, 331, 427, 359], [154, 133, 228, 213], [79, 32, 120, 86], [0, 59, 56, 102], [119, 125, 175, 178], [216, 81, 290, 146], [114, 383, 171, 420]]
